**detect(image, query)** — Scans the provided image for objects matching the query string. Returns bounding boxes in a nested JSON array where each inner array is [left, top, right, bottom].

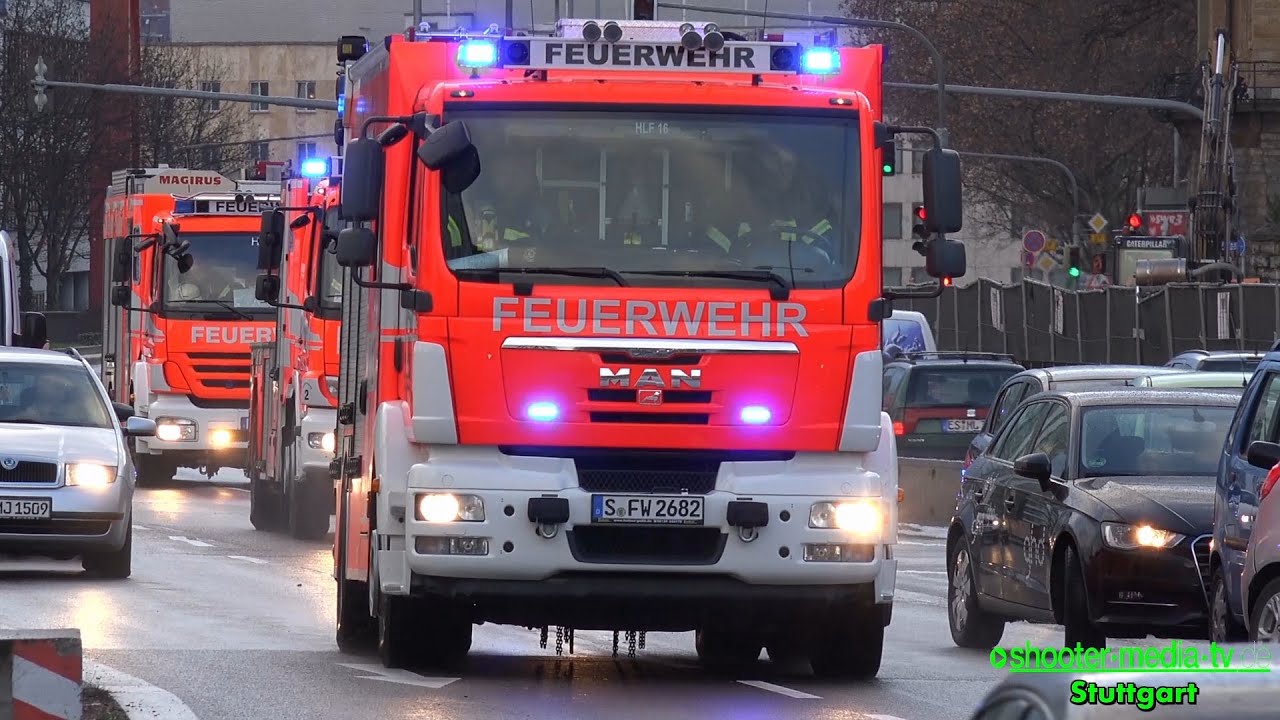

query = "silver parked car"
[[0, 347, 155, 577]]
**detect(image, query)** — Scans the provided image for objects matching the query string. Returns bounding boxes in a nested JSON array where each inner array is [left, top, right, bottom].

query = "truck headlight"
[[307, 432, 335, 452], [810, 500, 883, 537], [416, 493, 484, 523], [1101, 522, 1185, 549], [66, 463, 117, 487], [154, 417, 196, 442]]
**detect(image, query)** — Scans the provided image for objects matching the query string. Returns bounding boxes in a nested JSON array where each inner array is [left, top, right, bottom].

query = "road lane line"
[[168, 535, 213, 547], [84, 660, 201, 720], [867, 715, 912, 720], [132, 524, 148, 531], [737, 680, 821, 699], [897, 541, 944, 546], [898, 570, 946, 574], [227, 555, 267, 565], [894, 589, 946, 607]]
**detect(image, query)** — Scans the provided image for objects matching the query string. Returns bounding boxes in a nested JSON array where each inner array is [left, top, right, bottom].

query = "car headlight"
[[154, 417, 196, 442], [66, 463, 117, 487], [307, 432, 336, 452], [1101, 522, 1185, 549], [209, 428, 236, 448], [416, 493, 484, 523], [809, 499, 883, 537]]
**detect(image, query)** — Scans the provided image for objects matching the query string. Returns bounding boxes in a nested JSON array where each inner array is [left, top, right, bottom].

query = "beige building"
[[171, 41, 340, 173]]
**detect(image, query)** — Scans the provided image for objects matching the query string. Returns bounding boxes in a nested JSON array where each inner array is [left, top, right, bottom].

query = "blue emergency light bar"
[[300, 158, 329, 178], [451, 36, 835, 76], [173, 199, 196, 214]]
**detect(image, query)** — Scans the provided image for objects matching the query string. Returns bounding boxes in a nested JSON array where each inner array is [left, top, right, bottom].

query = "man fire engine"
[[101, 168, 279, 484], [328, 19, 965, 678], [246, 160, 343, 539]]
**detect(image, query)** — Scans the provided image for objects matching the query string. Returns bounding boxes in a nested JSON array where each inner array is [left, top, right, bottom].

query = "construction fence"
[[887, 279, 1280, 367]]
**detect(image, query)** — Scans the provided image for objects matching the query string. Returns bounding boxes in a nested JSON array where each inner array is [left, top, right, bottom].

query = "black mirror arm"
[[359, 114, 420, 139], [879, 123, 944, 148], [882, 282, 947, 302], [351, 275, 412, 291], [119, 304, 158, 315]]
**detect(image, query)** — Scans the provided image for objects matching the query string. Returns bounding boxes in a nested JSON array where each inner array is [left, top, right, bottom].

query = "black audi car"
[[947, 389, 1238, 649]]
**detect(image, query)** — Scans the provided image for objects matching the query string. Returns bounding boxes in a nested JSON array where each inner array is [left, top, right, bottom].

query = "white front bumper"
[[137, 393, 248, 454], [379, 445, 896, 599]]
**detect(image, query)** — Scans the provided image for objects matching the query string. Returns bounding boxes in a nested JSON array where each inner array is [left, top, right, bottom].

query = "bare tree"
[[0, 0, 247, 310], [136, 43, 249, 174], [843, 0, 1197, 242]]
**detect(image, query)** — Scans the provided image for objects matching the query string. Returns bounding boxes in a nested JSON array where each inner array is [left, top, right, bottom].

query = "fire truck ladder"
[[1189, 29, 1240, 265]]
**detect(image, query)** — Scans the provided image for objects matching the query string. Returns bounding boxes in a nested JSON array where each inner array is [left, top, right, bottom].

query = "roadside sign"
[[1045, 238, 1059, 253], [1021, 250, 1035, 266], [1037, 253, 1058, 272], [1145, 210, 1189, 237], [1022, 229, 1046, 254], [1230, 235, 1246, 254], [1089, 232, 1107, 246], [1088, 213, 1108, 234]]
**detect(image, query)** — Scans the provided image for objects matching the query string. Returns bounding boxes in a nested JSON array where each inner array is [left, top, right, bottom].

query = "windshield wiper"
[[167, 299, 254, 321], [455, 266, 628, 287], [623, 269, 791, 300]]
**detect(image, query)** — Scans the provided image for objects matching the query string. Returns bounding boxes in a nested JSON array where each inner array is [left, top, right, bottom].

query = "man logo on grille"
[[1, 457, 17, 470], [637, 389, 664, 406]]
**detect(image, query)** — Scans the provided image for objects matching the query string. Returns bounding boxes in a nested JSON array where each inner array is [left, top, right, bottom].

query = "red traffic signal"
[[1126, 213, 1142, 229], [913, 205, 927, 222]]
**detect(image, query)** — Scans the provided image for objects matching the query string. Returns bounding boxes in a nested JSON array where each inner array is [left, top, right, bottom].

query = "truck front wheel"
[[808, 609, 885, 680], [288, 476, 331, 540]]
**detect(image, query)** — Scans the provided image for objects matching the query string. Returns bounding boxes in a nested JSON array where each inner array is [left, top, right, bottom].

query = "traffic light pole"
[[656, 2, 951, 146], [952, 151, 1090, 248], [886, 81, 1203, 121]]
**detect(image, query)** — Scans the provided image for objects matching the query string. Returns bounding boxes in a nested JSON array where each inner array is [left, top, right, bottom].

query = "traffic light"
[[882, 140, 897, 176], [1067, 246, 1082, 277], [911, 204, 927, 238], [1124, 213, 1143, 235]]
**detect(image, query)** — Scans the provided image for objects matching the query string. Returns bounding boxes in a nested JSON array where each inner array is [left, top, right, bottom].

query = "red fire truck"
[[327, 18, 964, 676], [101, 168, 279, 484], [246, 162, 343, 539]]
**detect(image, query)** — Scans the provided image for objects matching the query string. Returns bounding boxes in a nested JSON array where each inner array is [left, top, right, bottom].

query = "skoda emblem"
[[1, 457, 17, 471]]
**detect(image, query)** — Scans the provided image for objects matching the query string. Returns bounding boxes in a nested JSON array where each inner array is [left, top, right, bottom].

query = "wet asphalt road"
[[0, 472, 1137, 720]]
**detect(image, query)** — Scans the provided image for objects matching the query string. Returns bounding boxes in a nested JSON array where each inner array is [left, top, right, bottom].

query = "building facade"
[[173, 41, 339, 172]]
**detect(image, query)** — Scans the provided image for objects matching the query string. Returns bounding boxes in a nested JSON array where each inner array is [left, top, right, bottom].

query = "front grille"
[[587, 389, 712, 404], [0, 461, 58, 484], [183, 352, 252, 395], [576, 452, 721, 494], [598, 352, 701, 366], [567, 526, 726, 564], [1190, 535, 1212, 585], [0, 519, 111, 535], [590, 412, 709, 424]]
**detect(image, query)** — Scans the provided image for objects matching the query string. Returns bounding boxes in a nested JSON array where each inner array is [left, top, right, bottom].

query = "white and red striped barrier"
[[1, 629, 83, 720]]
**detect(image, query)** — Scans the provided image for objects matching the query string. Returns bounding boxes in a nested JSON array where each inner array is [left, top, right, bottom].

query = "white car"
[[0, 347, 155, 577]]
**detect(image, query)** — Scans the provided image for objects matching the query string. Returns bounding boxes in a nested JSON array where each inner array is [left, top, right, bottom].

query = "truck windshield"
[[163, 232, 273, 315], [440, 108, 861, 290]]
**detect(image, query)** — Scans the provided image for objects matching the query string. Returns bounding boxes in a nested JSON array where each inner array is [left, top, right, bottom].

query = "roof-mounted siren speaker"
[[702, 23, 724, 52], [582, 20, 603, 42], [679, 23, 702, 50], [602, 21, 623, 42]]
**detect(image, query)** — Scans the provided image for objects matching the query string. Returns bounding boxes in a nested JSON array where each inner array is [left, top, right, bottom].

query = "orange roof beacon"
[[327, 17, 966, 676], [100, 168, 280, 484], [245, 163, 343, 539]]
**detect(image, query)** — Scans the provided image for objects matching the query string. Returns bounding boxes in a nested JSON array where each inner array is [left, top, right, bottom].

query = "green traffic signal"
[[882, 163, 894, 176], [1068, 266, 1081, 277]]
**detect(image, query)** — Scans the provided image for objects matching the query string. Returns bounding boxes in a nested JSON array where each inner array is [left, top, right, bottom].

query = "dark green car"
[[883, 352, 1024, 460]]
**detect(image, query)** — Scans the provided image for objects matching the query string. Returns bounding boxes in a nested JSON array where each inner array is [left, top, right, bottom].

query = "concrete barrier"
[[898, 457, 963, 527], [0, 629, 82, 720]]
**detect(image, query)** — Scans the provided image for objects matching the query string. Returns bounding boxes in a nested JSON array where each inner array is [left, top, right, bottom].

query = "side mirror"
[[177, 253, 194, 274], [417, 121, 474, 171], [123, 416, 157, 437], [110, 286, 131, 307], [1013, 452, 1054, 491], [926, 238, 967, 280], [336, 226, 377, 268], [112, 402, 135, 422], [1246, 440, 1280, 470], [255, 274, 281, 304], [162, 222, 180, 248], [442, 146, 481, 194], [257, 209, 285, 271], [113, 246, 132, 278], [302, 295, 320, 313], [340, 138, 385, 222], [922, 146, 963, 234], [20, 312, 47, 349]]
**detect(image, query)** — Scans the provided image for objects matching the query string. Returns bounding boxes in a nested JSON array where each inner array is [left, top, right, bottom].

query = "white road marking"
[[168, 535, 213, 547], [227, 555, 267, 565], [867, 715, 912, 720], [894, 589, 946, 607], [338, 663, 459, 688], [898, 570, 946, 574], [132, 524, 148, 531], [737, 680, 821, 699], [897, 540, 944, 546], [85, 660, 201, 720], [227, 487, 250, 493]]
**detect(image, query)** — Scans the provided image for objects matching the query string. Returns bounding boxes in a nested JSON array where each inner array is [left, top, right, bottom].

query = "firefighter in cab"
[[447, 145, 555, 257], [736, 150, 838, 267]]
